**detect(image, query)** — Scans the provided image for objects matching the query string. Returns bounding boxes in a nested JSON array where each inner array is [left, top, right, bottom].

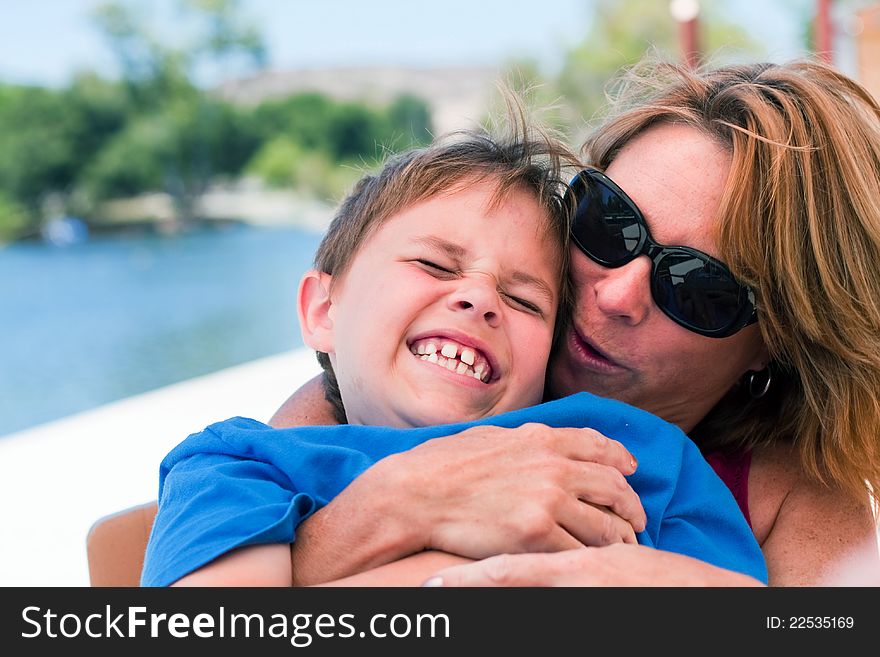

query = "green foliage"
[[249, 93, 337, 150], [243, 92, 433, 192], [0, 191, 31, 242], [0, 0, 436, 234], [0, 74, 432, 230], [387, 94, 433, 147], [514, 0, 765, 142], [245, 135, 302, 188], [82, 115, 172, 200], [245, 135, 361, 201], [0, 86, 76, 209], [248, 91, 433, 162], [63, 73, 132, 159]]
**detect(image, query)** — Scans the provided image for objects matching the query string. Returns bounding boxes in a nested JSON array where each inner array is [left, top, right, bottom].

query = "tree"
[[244, 92, 434, 201], [87, 0, 267, 220], [0, 86, 76, 218], [0, 191, 30, 241], [542, 0, 763, 141]]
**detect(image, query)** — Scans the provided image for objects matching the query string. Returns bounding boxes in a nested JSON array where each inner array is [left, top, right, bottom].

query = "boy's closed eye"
[[412, 257, 548, 318], [500, 292, 543, 316], [415, 258, 458, 278]]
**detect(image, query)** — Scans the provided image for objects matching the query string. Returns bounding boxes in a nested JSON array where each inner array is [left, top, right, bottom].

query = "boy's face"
[[323, 177, 562, 427]]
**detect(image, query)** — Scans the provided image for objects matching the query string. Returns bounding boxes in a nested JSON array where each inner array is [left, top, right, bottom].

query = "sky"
[[0, 0, 836, 88]]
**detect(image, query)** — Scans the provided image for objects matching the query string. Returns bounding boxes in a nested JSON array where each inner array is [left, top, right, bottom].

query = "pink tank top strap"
[[703, 449, 752, 528]]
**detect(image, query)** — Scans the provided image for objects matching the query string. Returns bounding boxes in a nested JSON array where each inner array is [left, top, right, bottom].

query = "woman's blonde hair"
[[584, 59, 880, 503]]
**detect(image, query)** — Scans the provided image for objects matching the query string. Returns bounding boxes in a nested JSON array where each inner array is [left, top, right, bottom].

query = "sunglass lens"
[[653, 252, 746, 332], [573, 177, 642, 265]]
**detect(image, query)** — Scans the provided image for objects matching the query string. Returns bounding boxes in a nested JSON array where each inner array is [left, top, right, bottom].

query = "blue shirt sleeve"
[[141, 392, 767, 586]]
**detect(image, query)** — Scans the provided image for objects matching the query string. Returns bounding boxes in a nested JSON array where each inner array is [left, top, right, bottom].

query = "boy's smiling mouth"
[[408, 336, 494, 383]]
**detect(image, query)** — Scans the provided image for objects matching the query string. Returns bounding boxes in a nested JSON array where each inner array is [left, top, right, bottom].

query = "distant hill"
[[213, 66, 503, 134]]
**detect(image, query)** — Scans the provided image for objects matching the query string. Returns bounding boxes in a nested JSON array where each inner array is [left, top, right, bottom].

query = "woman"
[[269, 58, 880, 586]]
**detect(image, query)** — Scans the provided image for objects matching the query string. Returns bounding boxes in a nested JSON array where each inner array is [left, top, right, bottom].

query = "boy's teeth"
[[409, 337, 493, 383]]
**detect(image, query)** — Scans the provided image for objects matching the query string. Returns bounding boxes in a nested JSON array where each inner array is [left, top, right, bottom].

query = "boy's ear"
[[297, 269, 335, 354]]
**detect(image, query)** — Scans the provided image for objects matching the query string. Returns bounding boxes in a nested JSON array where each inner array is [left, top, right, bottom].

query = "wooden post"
[[670, 0, 701, 69], [680, 17, 700, 69], [815, 0, 834, 63]]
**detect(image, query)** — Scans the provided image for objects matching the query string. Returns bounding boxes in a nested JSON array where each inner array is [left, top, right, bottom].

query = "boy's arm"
[[171, 545, 471, 587], [317, 551, 473, 587], [146, 396, 645, 586], [171, 544, 292, 587]]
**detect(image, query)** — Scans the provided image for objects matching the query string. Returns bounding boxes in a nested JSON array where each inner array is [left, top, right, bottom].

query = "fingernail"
[[630, 455, 638, 472], [421, 577, 444, 587]]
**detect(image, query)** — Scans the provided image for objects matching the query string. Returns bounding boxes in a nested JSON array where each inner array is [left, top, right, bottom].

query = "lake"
[[0, 224, 322, 437]]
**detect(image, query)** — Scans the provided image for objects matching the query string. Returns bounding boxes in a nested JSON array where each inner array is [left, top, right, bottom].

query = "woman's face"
[[548, 122, 768, 432]]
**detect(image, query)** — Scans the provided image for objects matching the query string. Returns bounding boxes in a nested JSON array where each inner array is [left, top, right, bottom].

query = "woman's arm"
[[269, 375, 337, 428], [267, 380, 650, 587], [421, 444, 880, 588], [423, 545, 764, 587], [289, 423, 644, 585]]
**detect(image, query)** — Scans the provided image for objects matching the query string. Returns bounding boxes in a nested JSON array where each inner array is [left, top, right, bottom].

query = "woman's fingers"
[[517, 424, 638, 475], [423, 551, 589, 587], [564, 461, 647, 532], [558, 500, 638, 546]]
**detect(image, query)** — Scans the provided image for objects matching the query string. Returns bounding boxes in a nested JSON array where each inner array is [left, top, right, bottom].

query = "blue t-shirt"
[[141, 392, 767, 586]]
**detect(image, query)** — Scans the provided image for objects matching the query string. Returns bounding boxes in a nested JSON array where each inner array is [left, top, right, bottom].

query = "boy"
[[141, 120, 766, 587]]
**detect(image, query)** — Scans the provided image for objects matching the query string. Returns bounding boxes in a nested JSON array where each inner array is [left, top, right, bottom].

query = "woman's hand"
[[423, 545, 765, 587], [291, 422, 646, 585], [395, 423, 645, 556]]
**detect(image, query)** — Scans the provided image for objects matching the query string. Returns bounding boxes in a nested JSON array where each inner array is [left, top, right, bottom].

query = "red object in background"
[[816, 0, 834, 63], [679, 17, 700, 69]]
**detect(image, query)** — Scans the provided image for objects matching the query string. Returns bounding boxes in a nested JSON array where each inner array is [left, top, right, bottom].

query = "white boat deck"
[[0, 348, 320, 586]]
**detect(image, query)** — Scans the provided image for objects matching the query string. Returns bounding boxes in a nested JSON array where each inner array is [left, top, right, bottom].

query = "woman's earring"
[[747, 367, 772, 399]]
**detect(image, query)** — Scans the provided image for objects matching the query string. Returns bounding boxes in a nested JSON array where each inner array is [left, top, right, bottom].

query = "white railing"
[[0, 348, 320, 586]]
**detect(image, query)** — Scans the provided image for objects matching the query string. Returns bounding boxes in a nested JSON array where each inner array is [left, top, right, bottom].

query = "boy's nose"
[[447, 280, 501, 328]]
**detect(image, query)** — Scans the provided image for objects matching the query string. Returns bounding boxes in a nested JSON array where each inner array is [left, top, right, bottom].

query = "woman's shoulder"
[[748, 443, 879, 584], [747, 443, 802, 543]]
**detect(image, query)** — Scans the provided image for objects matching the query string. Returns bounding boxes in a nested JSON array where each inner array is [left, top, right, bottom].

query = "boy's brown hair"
[[312, 107, 579, 422]]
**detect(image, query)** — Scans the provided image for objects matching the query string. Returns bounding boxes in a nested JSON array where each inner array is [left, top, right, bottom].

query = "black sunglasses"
[[566, 168, 757, 338]]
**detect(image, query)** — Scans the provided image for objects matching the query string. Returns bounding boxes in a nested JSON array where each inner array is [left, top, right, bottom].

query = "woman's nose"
[[592, 257, 652, 326], [447, 279, 502, 328]]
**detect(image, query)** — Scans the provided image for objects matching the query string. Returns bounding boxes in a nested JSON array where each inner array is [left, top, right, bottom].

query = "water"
[[0, 224, 323, 437]]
